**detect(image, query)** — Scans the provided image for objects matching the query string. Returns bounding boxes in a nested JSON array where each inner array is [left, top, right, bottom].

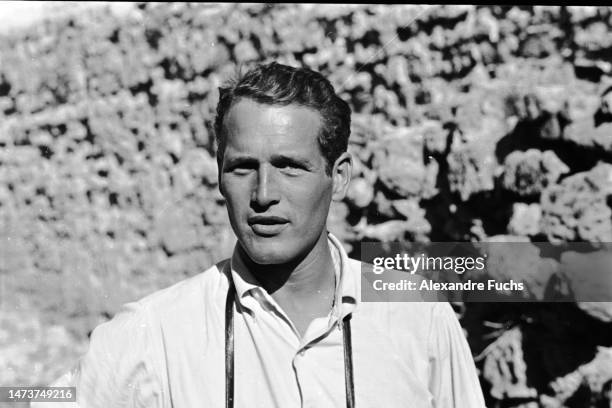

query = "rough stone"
[[540, 162, 612, 243], [471, 240, 558, 300], [560, 250, 612, 321], [502, 149, 569, 197], [154, 206, 205, 254], [447, 142, 496, 201], [564, 120, 612, 153], [508, 203, 542, 236], [372, 125, 439, 199], [346, 177, 374, 209], [480, 327, 538, 400]]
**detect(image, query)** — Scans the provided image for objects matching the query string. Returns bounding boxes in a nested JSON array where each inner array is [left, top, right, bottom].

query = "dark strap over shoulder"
[[342, 313, 355, 408], [225, 278, 235, 408]]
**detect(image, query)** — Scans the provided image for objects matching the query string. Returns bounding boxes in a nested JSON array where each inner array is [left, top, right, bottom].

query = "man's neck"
[[239, 232, 335, 297], [237, 232, 337, 336]]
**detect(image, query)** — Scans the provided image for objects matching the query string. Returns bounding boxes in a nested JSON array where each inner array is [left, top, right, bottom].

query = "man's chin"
[[242, 239, 295, 265], [247, 249, 290, 266]]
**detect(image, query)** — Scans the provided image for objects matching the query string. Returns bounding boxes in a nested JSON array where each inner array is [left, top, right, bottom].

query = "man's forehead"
[[223, 99, 322, 153], [225, 99, 321, 132]]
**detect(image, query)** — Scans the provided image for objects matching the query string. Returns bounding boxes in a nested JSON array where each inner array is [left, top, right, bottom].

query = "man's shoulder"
[[78, 261, 231, 373], [133, 259, 230, 318]]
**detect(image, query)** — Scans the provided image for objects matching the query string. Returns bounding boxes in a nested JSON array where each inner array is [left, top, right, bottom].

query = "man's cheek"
[[224, 186, 246, 206], [224, 200, 244, 227]]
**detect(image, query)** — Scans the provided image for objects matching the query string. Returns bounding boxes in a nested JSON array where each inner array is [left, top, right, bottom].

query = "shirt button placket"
[[296, 349, 316, 408], [293, 350, 307, 408]]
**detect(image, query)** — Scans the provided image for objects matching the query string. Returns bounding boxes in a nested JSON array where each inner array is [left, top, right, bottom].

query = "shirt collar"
[[328, 232, 358, 319], [229, 232, 358, 317]]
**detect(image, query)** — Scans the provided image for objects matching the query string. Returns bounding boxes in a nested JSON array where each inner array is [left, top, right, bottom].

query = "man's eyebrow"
[[224, 154, 257, 163], [223, 153, 315, 169], [222, 155, 258, 168], [270, 154, 314, 169], [270, 154, 313, 165]]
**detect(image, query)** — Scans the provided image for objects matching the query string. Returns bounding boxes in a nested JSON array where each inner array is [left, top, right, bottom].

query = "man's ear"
[[331, 152, 353, 201]]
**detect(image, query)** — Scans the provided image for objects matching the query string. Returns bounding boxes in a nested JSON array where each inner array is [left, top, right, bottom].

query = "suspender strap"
[[342, 314, 355, 408], [225, 280, 235, 408], [224, 280, 355, 408]]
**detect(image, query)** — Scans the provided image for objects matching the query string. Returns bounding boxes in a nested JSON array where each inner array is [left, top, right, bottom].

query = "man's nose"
[[252, 164, 280, 207]]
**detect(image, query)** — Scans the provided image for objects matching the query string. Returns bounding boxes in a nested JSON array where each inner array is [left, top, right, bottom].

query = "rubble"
[[372, 125, 438, 199], [470, 241, 558, 300], [559, 250, 612, 321], [540, 162, 612, 243], [501, 149, 569, 197], [478, 327, 538, 401], [508, 203, 543, 236], [447, 141, 496, 201]]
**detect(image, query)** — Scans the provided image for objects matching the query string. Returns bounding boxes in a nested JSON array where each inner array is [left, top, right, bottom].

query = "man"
[[38, 62, 485, 407]]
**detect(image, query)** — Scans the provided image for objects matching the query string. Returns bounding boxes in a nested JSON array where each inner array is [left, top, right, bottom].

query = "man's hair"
[[214, 62, 351, 175]]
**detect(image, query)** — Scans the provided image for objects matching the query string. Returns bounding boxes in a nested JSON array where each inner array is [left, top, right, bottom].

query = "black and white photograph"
[[1, 3, 612, 408]]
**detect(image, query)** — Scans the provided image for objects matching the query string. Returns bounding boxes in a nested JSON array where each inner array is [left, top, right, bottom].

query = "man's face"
[[218, 99, 346, 265]]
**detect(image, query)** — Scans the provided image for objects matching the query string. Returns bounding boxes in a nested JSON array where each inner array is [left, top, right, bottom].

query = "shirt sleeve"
[[427, 302, 486, 408], [32, 302, 164, 408]]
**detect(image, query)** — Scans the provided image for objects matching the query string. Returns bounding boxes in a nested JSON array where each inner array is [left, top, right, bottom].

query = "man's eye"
[[233, 167, 252, 174], [228, 164, 256, 174], [278, 162, 306, 173]]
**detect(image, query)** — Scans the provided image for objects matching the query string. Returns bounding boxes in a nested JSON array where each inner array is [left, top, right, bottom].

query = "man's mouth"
[[247, 215, 289, 236]]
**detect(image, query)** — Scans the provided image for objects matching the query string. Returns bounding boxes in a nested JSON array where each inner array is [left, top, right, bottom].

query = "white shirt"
[[36, 233, 486, 408]]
